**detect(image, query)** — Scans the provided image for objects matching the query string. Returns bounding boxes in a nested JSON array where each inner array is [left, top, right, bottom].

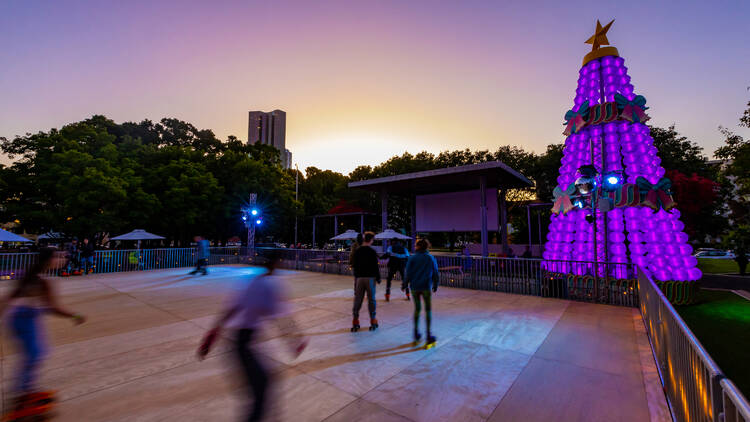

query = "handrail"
[[637, 267, 750, 422], [0, 246, 246, 279], [721, 379, 750, 422], [248, 247, 638, 306]]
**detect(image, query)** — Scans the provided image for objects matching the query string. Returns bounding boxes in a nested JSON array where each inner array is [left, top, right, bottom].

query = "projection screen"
[[415, 189, 498, 232]]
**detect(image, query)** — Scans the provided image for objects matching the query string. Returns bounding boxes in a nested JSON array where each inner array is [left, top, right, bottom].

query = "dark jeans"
[[413, 290, 432, 336], [190, 258, 208, 275], [80, 256, 94, 274], [236, 329, 269, 422], [386, 263, 406, 295]]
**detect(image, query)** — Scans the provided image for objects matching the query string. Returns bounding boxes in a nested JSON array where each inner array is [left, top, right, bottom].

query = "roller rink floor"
[[0, 265, 671, 422]]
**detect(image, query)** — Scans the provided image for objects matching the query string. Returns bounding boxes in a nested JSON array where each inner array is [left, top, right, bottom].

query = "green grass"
[[675, 289, 750, 398], [697, 258, 742, 274]]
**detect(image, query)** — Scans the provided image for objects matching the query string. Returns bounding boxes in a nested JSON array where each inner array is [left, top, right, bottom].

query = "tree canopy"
[[0, 116, 297, 246], [0, 112, 737, 250]]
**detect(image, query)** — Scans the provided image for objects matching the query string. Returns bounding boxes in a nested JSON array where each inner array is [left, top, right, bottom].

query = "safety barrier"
[[247, 248, 638, 306], [0, 247, 246, 279], [638, 267, 750, 422], [721, 379, 750, 422]]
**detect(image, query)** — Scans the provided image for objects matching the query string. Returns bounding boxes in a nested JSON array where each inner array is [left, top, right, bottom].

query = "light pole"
[[246, 194, 257, 249], [294, 164, 299, 247]]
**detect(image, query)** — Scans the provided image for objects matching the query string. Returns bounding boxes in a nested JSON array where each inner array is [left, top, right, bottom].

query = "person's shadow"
[[293, 342, 426, 373]]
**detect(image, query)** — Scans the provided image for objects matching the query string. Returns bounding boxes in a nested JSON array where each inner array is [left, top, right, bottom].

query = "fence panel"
[[721, 379, 750, 422], [637, 267, 750, 422], [0, 247, 253, 280], [247, 248, 637, 307]]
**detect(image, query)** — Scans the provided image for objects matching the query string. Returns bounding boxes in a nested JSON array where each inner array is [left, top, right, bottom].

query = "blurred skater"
[[382, 239, 409, 302], [190, 236, 210, 275], [197, 252, 307, 422], [350, 232, 380, 332], [404, 239, 439, 347], [0, 248, 86, 417]]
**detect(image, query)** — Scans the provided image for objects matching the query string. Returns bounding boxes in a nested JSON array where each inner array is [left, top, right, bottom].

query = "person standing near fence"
[[62, 238, 79, 276], [79, 238, 95, 275], [350, 231, 380, 332], [197, 252, 307, 422], [383, 239, 409, 302], [189, 236, 210, 275], [404, 239, 439, 347], [0, 248, 86, 418]]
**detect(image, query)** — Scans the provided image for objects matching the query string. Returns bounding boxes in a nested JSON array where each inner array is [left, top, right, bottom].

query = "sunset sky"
[[1, 0, 749, 174]]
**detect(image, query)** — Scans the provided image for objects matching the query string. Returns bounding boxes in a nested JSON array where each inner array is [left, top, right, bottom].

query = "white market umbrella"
[[37, 231, 64, 240], [111, 229, 165, 241], [111, 229, 165, 250], [0, 228, 32, 243], [330, 230, 359, 241], [374, 229, 411, 240]]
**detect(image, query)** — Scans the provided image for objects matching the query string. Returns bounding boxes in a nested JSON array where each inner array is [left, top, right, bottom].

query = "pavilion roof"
[[348, 161, 533, 195]]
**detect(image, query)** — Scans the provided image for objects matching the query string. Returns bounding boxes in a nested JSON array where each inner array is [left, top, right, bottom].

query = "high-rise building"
[[248, 110, 292, 169]]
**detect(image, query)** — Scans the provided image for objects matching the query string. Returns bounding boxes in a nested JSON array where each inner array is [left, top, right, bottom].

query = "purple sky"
[[1, 0, 749, 173]]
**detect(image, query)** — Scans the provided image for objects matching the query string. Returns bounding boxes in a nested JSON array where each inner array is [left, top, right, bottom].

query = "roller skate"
[[385, 293, 390, 302], [351, 318, 360, 332], [3, 391, 56, 422], [412, 331, 422, 346], [405, 291, 411, 301], [368, 318, 379, 331], [425, 335, 437, 350]]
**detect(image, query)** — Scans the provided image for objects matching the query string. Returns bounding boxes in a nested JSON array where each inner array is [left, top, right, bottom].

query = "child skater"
[[404, 239, 439, 347], [0, 248, 86, 417]]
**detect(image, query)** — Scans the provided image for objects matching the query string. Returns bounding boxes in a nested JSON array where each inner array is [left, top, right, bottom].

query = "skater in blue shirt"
[[404, 239, 439, 347], [190, 236, 210, 275]]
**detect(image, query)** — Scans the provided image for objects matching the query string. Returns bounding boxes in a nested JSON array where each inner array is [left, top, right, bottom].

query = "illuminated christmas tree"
[[543, 20, 701, 304]]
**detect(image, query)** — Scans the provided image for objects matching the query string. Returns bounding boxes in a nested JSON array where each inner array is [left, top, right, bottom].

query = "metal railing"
[[0, 247, 247, 279], [638, 267, 750, 422], [246, 248, 638, 307], [721, 379, 750, 422]]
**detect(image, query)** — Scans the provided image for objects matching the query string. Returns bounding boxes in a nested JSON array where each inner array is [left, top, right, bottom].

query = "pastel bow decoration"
[[602, 183, 640, 208], [563, 101, 589, 136], [614, 93, 650, 123], [552, 183, 577, 214], [636, 176, 675, 211]]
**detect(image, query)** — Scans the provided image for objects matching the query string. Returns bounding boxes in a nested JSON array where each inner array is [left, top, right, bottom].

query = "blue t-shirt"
[[405, 251, 439, 291]]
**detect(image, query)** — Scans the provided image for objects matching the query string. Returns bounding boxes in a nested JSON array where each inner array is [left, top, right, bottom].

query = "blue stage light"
[[255, 219, 262, 225], [574, 199, 585, 209], [251, 209, 259, 216], [241, 215, 247, 221], [607, 176, 619, 185]]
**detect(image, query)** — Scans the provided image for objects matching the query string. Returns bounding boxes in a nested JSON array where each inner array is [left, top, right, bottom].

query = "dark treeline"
[[1, 99, 748, 257], [0, 116, 297, 246]]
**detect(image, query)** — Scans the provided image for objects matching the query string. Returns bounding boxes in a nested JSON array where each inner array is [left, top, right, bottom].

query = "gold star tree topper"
[[582, 19, 619, 65]]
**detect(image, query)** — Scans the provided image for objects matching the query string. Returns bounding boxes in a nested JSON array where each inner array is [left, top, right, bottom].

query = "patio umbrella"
[[330, 230, 359, 241], [111, 229, 165, 249], [37, 231, 64, 240], [374, 229, 411, 240], [111, 229, 165, 241], [0, 228, 32, 242]]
